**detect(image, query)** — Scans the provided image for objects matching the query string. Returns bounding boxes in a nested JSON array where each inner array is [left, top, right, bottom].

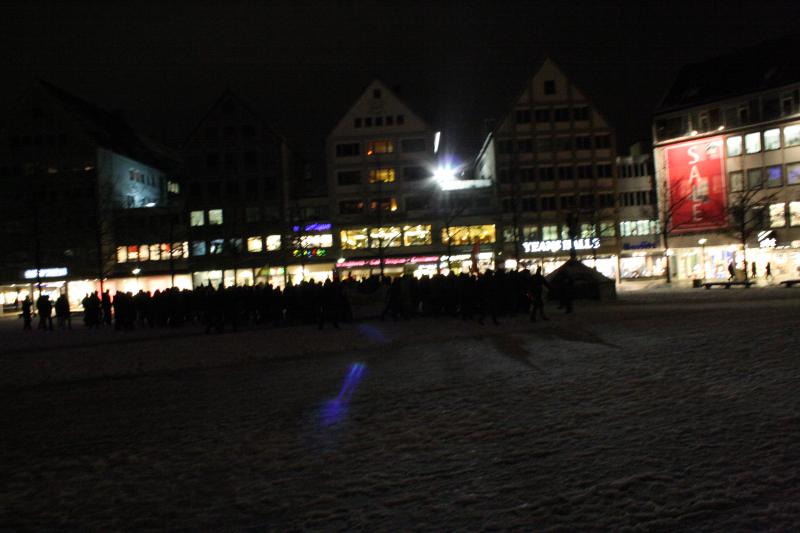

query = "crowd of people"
[[19, 267, 576, 334]]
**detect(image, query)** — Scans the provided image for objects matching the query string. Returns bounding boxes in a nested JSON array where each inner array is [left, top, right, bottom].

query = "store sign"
[[622, 241, 657, 250], [664, 137, 727, 233], [521, 238, 600, 253], [293, 222, 332, 232], [24, 267, 68, 279], [336, 255, 439, 269], [293, 248, 328, 258]]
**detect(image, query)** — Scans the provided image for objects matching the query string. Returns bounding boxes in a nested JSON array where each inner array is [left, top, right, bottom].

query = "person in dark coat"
[[101, 290, 112, 326], [529, 267, 551, 322], [727, 261, 736, 281], [36, 294, 53, 331], [55, 293, 71, 330], [21, 296, 32, 330]]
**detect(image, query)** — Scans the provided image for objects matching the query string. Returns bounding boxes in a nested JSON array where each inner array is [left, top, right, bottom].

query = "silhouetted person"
[[529, 267, 550, 322], [101, 290, 112, 326], [21, 296, 32, 330], [766, 262, 773, 281], [55, 294, 71, 330], [727, 261, 736, 281], [36, 294, 53, 330], [751, 262, 757, 279]]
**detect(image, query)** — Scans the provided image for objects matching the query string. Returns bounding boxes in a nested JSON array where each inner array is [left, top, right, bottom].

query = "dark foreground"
[[1, 289, 799, 530]]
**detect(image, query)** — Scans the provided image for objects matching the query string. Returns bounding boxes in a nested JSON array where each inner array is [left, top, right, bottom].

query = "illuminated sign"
[[336, 255, 439, 268], [758, 230, 776, 249], [293, 222, 332, 232], [664, 137, 727, 233], [293, 248, 328, 258], [622, 241, 657, 250], [521, 238, 600, 253], [438, 179, 493, 191], [24, 267, 68, 279]]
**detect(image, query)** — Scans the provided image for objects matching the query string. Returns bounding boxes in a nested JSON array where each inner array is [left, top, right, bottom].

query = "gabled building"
[[482, 57, 621, 278], [0, 81, 179, 311]]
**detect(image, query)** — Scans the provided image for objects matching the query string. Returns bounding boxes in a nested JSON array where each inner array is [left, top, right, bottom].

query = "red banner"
[[664, 136, 727, 233]]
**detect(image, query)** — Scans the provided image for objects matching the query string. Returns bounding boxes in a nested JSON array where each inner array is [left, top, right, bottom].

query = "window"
[[560, 195, 576, 209], [367, 140, 394, 155], [536, 137, 553, 152], [402, 224, 432, 246], [598, 193, 614, 208], [299, 234, 333, 249], [209, 239, 224, 254], [554, 108, 569, 122], [785, 125, 800, 147], [729, 171, 744, 192], [577, 164, 593, 179], [365, 117, 372, 127], [789, 201, 800, 226], [745, 132, 761, 154], [247, 237, 263, 253], [579, 194, 594, 209], [538, 166, 554, 181], [405, 196, 430, 210], [542, 225, 558, 240], [764, 128, 781, 150], [558, 166, 574, 180], [245, 207, 261, 222], [620, 220, 659, 237], [400, 138, 426, 152], [441, 224, 496, 245], [521, 197, 537, 211], [190, 210, 205, 226], [540, 196, 556, 211], [341, 229, 369, 249], [788, 163, 800, 185], [208, 209, 223, 225], [191, 241, 207, 256], [520, 168, 535, 182], [599, 221, 616, 237], [148, 244, 160, 261], [574, 135, 591, 150], [375, 116, 383, 127], [396, 114, 405, 125], [518, 139, 533, 152], [515, 109, 531, 123], [747, 168, 763, 189], [386, 115, 394, 126], [596, 163, 613, 178], [738, 105, 749, 124], [573, 106, 589, 121], [544, 80, 555, 95], [266, 235, 281, 251], [726, 136, 742, 157], [594, 134, 611, 149], [116, 246, 127, 263], [370, 197, 398, 212], [336, 143, 360, 157], [339, 200, 364, 214], [370, 227, 402, 248], [555, 136, 571, 152], [337, 170, 361, 186], [766, 165, 783, 187], [770, 203, 786, 227], [534, 108, 550, 122], [497, 139, 514, 154], [369, 168, 396, 183]]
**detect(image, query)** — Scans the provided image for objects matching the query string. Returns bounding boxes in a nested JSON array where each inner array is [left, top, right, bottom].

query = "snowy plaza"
[[1, 287, 799, 530]]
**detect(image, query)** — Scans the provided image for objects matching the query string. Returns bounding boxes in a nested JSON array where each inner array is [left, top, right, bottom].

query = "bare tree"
[[726, 180, 779, 281], [657, 177, 694, 283]]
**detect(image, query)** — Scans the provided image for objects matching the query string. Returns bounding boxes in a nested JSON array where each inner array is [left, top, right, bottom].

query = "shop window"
[[401, 138, 426, 152], [770, 203, 786, 227], [369, 227, 402, 248], [369, 168, 396, 183], [266, 235, 281, 251], [208, 209, 223, 225], [744, 132, 761, 154], [116, 247, 127, 263], [441, 224, 496, 246], [789, 201, 800, 226], [764, 128, 781, 150], [190, 210, 205, 226], [747, 168, 763, 189], [336, 143, 360, 157], [542, 225, 558, 240], [787, 162, 800, 185], [784, 125, 800, 147], [339, 200, 364, 214], [247, 237, 263, 253], [726, 136, 742, 157], [729, 171, 744, 192], [367, 140, 394, 155], [341, 229, 369, 250], [299, 234, 333, 248], [209, 239, 225, 254], [149, 244, 161, 261], [191, 241, 207, 256], [766, 165, 783, 187], [402, 224, 432, 246]]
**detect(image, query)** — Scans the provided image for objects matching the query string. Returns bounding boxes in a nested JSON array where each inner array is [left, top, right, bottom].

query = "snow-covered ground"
[[1, 288, 799, 530]]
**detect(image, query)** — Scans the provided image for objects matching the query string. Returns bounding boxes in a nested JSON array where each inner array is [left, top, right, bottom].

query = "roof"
[[38, 80, 180, 169], [657, 34, 800, 112]]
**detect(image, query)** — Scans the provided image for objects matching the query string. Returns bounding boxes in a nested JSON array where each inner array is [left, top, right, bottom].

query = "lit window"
[[744, 132, 761, 154], [368, 168, 396, 183], [789, 201, 800, 226], [784, 125, 800, 147], [580, 223, 594, 238], [766, 165, 783, 187], [341, 229, 369, 250], [247, 236, 263, 253], [160, 243, 171, 258], [441, 224, 496, 245], [764, 128, 781, 150], [541, 225, 558, 240], [369, 197, 398, 211], [127, 245, 139, 261], [599, 221, 616, 237], [726, 136, 742, 157], [299, 234, 333, 248], [729, 171, 743, 192], [366, 140, 394, 155], [116, 247, 127, 263], [209, 239, 225, 254], [770, 203, 786, 228], [266, 235, 281, 251], [369, 227, 402, 248], [747, 168, 763, 189], [190, 210, 205, 226], [191, 241, 206, 256], [402, 224, 432, 246], [787, 163, 800, 185], [208, 209, 223, 225], [149, 244, 160, 261]]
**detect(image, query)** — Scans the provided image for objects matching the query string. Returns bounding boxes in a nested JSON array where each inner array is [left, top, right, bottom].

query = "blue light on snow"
[[319, 362, 366, 427]]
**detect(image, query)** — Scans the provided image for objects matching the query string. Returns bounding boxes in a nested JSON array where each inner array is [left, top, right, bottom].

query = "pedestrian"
[[766, 262, 773, 281], [529, 266, 550, 322], [36, 293, 53, 331], [751, 261, 757, 279], [21, 296, 32, 330], [727, 261, 736, 281], [55, 293, 71, 330]]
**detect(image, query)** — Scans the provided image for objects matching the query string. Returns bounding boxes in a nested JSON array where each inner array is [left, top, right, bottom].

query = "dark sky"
[[3, 0, 800, 171]]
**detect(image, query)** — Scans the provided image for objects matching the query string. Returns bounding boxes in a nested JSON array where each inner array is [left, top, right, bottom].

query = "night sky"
[[3, 0, 800, 171]]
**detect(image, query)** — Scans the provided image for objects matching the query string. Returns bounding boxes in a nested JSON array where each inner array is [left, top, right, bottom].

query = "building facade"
[[654, 38, 800, 282]]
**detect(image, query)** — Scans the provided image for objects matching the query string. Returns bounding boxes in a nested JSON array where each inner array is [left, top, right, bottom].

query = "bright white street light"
[[698, 238, 707, 245], [132, 268, 142, 275], [433, 164, 457, 185]]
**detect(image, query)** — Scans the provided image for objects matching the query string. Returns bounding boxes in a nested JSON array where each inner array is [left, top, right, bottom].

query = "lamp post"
[[132, 267, 141, 291], [698, 238, 707, 280]]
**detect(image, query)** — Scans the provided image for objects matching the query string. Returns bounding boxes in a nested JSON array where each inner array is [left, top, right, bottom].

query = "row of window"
[[496, 134, 611, 154], [128, 169, 159, 187], [729, 162, 800, 191], [116, 242, 190, 263], [618, 162, 654, 178], [726, 125, 800, 156], [336, 165, 432, 185], [769, 202, 800, 228], [498, 162, 613, 182], [502, 219, 658, 242], [339, 198, 398, 214], [335, 138, 427, 158], [502, 192, 616, 213], [190, 209, 224, 226], [353, 115, 406, 128], [340, 224, 497, 249], [514, 105, 591, 124]]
